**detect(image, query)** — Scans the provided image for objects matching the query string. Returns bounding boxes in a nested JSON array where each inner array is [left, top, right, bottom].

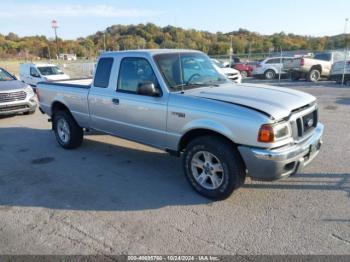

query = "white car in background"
[[211, 59, 242, 83], [253, 57, 292, 80], [330, 60, 350, 84], [19, 63, 70, 87]]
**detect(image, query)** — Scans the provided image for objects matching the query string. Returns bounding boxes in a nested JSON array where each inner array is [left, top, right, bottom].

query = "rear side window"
[[266, 58, 281, 64], [94, 57, 113, 88], [314, 53, 331, 61]]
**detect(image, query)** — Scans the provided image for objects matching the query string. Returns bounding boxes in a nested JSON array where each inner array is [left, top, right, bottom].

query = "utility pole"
[[342, 18, 349, 86], [279, 46, 283, 85], [103, 30, 106, 51], [51, 20, 59, 59], [229, 35, 233, 67]]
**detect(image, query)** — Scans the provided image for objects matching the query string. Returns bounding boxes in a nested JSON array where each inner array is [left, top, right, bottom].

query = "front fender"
[[181, 118, 237, 143]]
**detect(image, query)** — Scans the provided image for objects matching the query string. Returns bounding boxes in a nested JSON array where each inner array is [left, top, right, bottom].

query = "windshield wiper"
[[172, 83, 219, 92]]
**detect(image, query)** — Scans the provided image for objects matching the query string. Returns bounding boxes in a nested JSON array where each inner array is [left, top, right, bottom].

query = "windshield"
[[0, 68, 15, 81], [154, 52, 228, 91], [37, 66, 64, 76], [314, 53, 331, 61]]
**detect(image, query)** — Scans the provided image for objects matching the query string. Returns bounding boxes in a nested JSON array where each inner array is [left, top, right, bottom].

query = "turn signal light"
[[258, 124, 274, 142]]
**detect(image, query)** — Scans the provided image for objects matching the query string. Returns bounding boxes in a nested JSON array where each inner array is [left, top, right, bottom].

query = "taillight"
[[256, 63, 262, 68], [258, 124, 274, 143], [300, 58, 305, 66]]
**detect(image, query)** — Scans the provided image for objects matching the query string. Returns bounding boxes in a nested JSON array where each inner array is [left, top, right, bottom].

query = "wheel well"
[[265, 68, 276, 74], [179, 129, 236, 151], [178, 129, 247, 170], [310, 65, 322, 74], [51, 101, 69, 115]]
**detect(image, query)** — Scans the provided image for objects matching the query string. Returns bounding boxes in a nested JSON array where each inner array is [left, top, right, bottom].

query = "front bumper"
[[238, 123, 324, 180], [227, 74, 242, 84], [0, 97, 37, 116]]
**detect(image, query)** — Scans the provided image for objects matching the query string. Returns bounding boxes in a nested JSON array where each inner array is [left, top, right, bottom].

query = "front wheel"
[[240, 70, 248, 78], [183, 136, 246, 200], [53, 110, 83, 149]]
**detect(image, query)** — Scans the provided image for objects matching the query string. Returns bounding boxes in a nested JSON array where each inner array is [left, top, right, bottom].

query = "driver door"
[[28, 67, 41, 86]]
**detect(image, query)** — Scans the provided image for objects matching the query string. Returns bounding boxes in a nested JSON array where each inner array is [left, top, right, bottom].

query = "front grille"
[[0, 105, 28, 112], [296, 109, 318, 138], [0, 91, 27, 103]]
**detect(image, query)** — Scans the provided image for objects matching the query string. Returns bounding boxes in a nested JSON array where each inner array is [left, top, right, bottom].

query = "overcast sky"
[[1, 0, 349, 39]]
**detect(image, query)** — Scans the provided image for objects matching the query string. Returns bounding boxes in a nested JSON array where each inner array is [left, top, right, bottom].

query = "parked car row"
[[214, 50, 350, 84], [0, 63, 69, 116]]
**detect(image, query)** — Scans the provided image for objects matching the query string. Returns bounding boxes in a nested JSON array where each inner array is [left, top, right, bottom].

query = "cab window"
[[117, 57, 159, 94]]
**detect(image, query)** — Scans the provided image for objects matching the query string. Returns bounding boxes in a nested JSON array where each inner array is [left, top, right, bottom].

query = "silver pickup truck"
[[37, 49, 324, 200]]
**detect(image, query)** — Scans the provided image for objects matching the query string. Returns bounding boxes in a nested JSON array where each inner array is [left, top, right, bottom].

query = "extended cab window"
[[118, 57, 159, 94], [94, 57, 113, 88]]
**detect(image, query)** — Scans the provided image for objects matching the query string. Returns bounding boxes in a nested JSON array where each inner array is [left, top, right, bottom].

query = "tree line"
[[0, 23, 349, 59]]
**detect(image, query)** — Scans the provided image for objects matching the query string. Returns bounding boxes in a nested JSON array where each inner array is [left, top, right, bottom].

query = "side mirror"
[[137, 82, 160, 97]]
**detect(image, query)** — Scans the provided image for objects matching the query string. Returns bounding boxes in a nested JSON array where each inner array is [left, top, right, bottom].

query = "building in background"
[[59, 53, 77, 61]]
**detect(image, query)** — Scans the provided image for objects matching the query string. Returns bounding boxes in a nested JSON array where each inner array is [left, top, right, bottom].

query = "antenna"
[[178, 52, 184, 93]]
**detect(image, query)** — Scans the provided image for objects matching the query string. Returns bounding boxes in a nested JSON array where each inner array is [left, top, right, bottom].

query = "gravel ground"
[[0, 80, 349, 255]]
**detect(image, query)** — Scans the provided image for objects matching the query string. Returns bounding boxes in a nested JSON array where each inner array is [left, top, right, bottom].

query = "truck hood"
[[45, 74, 70, 81], [220, 67, 240, 75], [186, 82, 316, 120], [0, 80, 27, 92]]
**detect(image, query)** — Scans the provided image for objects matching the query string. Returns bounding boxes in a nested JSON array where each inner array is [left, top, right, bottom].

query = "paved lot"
[[0, 80, 349, 255]]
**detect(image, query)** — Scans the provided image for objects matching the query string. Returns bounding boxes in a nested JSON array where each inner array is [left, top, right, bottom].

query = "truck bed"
[[37, 78, 91, 127], [43, 78, 92, 88]]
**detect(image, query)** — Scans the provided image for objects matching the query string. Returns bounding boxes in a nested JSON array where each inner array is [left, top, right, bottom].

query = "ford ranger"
[[37, 50, 324, 200]]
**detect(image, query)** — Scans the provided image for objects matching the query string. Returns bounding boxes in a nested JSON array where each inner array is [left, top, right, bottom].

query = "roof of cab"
[[99, 49, 203, 58], [20, 63, 59, 67]]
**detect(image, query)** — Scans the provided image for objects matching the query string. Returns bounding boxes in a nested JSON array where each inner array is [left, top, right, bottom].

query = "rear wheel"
[[53, 110, 83, 149], [183, 136, 246, 200], [240, 70, 248, 78], [307, 69, 321, 82], [264, 69, 276, 80]]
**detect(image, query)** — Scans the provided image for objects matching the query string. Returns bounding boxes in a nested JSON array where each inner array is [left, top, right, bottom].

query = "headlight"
[[258, 122, 291, 143], [24, 85, 34, 96]]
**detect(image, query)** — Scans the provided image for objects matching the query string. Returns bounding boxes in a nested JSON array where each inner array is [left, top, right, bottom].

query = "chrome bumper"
[[238, 123, 324, 180]]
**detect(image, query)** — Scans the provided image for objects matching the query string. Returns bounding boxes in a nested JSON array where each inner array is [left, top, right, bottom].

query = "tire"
[[53, 110, 83, 149], [182, 136, 246, 200], [307, 69, 321, 82], [290, 72, 301, 81], [264, 69, 276, 80], [240, 70, 248, 78]]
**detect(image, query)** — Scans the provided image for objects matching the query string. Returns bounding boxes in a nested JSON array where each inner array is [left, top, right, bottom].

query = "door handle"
[[112, 98, 119, 105]]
